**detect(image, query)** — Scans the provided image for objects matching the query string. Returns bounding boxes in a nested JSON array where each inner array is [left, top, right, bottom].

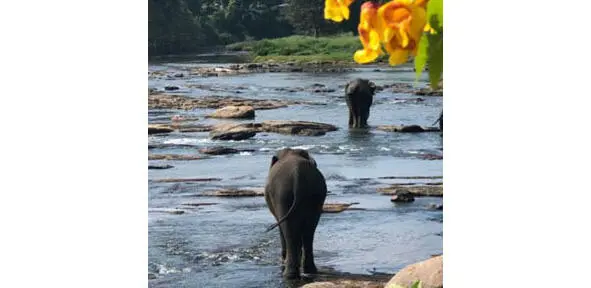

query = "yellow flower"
[[324, 0, 356, 22], [378, 0, 428, 65], [354, 1, 384, 64]]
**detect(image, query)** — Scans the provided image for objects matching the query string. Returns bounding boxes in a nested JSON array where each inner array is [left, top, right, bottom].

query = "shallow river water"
[[148, 58, 443, 288]]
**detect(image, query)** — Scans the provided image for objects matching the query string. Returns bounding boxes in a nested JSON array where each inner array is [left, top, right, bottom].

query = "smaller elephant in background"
[[264, 148, 327, 279], [345, 78, 376, 128], [433, 110, 443, 136]]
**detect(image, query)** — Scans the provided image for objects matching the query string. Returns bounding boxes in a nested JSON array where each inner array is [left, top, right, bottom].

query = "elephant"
[[432, 110, 443, 136], [345, 78, 377, 128], [264, 148, 328, 279]]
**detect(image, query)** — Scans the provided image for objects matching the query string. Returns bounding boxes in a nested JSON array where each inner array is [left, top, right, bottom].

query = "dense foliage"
[[149, 0, 361, 56]]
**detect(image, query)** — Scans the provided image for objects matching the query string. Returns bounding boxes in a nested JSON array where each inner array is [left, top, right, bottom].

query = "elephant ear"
[[368, 81, 377, 94]]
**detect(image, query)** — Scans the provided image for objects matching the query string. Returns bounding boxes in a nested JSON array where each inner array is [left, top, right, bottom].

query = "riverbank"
[[227, 34, 394, 64]]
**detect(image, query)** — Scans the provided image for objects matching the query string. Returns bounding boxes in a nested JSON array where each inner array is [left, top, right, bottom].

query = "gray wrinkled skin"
[[345, 78, 376, 128], [264, 148, 327, 279]]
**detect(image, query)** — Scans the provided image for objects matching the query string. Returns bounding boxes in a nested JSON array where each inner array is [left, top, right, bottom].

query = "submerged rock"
[[148, 164, 174, 170], [261, 120, 338, 136], [414, 88, 443, 96], [152, 177, 222, 183], [376, 125, 440, 133], [148, 154, 207, 161], [201, 188, 264, 197], [385, 255, 443, 288], [322, 202, 363, 213], [208, 105, 255, 119], [390, 190, 415, 203], [164, 86, 180, 91], [199, 146, 255, 155], [378, 185, 443, 197], [427, 204, 443, 210]]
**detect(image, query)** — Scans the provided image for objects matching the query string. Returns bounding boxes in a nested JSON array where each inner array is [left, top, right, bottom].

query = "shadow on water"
[[347, 128, 374, 145]]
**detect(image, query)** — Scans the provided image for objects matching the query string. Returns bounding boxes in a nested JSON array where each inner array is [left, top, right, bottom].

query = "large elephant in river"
[[264, 148, 327, 279], [345, 78, 377, 128]]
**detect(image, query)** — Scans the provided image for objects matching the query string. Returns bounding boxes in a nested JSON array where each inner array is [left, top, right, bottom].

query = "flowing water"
[[148, 56, 443, 288]]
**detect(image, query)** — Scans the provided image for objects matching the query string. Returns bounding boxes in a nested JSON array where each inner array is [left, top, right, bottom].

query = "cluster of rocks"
[[274, 83, 337, 94], [148, 94, 302, 110], [376, 125, 440, 133], [209, 120, 338, 140]]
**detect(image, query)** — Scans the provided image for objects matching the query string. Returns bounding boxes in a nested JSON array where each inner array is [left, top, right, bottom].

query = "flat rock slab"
[[377, 185, 443, 197], [152, 177, 222, 183], [261, 120, 338, 136], [385, 255, 443, 288], [199, 146, 255, 155], [207, 105, 255, 119], [323, 202, 363, 213], [149, 94, 301, 110], [148, 124, 174, 135], [148, 208, 185, 215], [414, 88, 443, 96], [210, 123, 260, 141], [148, 154, 208, 161], [201, 188, 265, 197], [377, 125, 440, 133]]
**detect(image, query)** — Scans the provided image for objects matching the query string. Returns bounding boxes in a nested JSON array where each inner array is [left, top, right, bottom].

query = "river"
[[148, 55, 443, 288]]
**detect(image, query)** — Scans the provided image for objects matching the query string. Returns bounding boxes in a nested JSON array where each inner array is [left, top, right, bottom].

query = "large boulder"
[[261, 120, 338, 136], [208, 105, 255, 119], [209, 123, 259, 141], [385, 255, 443, 288], [302, 280, 384, 288], [377, 125, 439, 133]]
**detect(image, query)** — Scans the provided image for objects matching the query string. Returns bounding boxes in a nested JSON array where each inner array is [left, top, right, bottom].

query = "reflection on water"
[[148, 59, 442, 287]]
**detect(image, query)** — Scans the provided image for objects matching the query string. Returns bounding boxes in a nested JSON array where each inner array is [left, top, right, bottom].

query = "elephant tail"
[[265, 171, 301, 232]]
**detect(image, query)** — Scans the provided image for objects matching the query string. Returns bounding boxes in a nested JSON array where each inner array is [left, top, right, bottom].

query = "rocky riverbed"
[[148, 59, 442, 288]]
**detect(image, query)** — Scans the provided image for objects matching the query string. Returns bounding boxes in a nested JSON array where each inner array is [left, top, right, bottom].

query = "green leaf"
[[427, 0, 443, 31], [411, 280, 422, 288], [414, 34, 429, 81], [427, 31, 443, 89]]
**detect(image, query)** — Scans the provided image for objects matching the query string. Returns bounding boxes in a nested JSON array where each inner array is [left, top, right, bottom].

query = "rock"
[[414, 88, 443, 96], [148, 154, 207, 161], [376, 125, 440, 133], [148, 208, 185, 215], [208, 105, 255, 119], [152, 177, 222, 183], [164, 86, 180, 91], [390, 190, 415, 203], [173, 73, 184, 78], [201, 188, 264, 197], [261, 120, 338, 136], [149, 94, 301, 110], [148, 164, 174, 170], [323, 202, 363, 213], [418, 154, 443, 160], [427, 204, 443, 210], [385, 255, 443, 288], [148, 273, 157, 280], [302, 280, 384, 288], [181, 202, 218, 207], [178, 124, 213, 133], [199, 146, 255, 155], [209, 123, 259, 141], [148, 124, 174, 135], [378, 185, 443, 197]]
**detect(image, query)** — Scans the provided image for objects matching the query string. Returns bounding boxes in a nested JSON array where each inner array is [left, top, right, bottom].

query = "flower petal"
[[388, 48, 410, 66], [354, 49, 380, 64]]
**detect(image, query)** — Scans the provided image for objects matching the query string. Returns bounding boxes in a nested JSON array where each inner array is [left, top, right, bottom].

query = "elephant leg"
[[281, 221, 302, 279], [280, 226, 286, 265], [348, 108, 354, 127], [301, 209, 321, 274]]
